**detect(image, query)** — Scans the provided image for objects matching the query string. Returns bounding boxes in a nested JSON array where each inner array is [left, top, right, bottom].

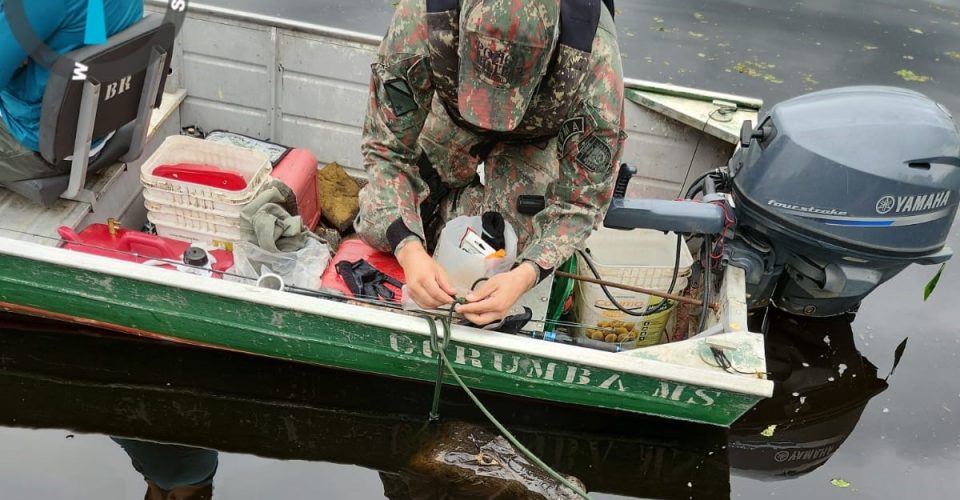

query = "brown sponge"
[[316, 162, 361, 233]]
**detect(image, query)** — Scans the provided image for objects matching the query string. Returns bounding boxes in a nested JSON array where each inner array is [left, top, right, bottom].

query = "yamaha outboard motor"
[[605, 86, 960, 317], [728, 87, 960, 316]]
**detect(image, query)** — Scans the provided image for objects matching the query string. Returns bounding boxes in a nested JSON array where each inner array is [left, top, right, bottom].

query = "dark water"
[[2, 0, 960, 498]]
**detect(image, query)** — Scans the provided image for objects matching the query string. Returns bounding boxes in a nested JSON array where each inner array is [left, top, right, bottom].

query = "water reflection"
[[112, 438, 218, 499], [730, 308, 892, 479], [0, 312, 728, 499]]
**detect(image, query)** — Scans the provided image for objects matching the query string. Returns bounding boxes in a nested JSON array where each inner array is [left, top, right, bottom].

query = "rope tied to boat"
[[423, 298, 463, 421], [421, 304, 593, 500]]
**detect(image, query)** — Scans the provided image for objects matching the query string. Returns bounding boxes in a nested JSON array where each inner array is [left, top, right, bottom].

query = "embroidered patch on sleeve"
[[576, 134, 613, 173], [558, 116, 586, 152], [384, 78, 418, 117]]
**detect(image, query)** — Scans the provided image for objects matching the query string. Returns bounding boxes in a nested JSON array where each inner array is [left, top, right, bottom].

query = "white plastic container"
[[433, 215, 518, 296], [140, 136, 271, 206], [145, 214, 242, 250], [575, 228, 693, 347], [144, 195, 243, 228], [145, 206, 242, 238], [140, 136, 271, 245]]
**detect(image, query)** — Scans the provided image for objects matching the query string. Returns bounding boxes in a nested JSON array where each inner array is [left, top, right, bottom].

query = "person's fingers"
[[455, 299, 488, 314], [408, 283, 438, 309], [464, 310, 504, 325], [465, 279, 497, 303], [456, 295, 505, 315], [435, 266, 457, 296], [423, 277, 454, 306]]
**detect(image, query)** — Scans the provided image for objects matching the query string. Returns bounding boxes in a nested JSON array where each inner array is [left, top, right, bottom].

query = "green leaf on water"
[[924, 264, 945, 301], [831, 478, 851, 488], [895, 69, 931, 82], [760, 424, 776, 437]]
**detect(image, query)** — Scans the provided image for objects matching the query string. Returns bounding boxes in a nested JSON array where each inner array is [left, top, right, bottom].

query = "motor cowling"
[[727, 86, 960, 316]]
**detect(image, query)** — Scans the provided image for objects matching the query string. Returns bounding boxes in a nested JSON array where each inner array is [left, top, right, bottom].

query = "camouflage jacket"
[[359, 0, 625, 273]]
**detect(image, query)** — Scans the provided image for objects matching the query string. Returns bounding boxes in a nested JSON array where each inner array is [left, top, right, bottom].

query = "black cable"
[[683, 170, 715, 199], [697, 234, 712, 334], [677, 118, 714, 198], [577, 233, 682, 318]]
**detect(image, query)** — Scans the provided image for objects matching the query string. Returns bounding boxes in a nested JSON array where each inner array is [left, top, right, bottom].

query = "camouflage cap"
[[457, 0, 560, 132]]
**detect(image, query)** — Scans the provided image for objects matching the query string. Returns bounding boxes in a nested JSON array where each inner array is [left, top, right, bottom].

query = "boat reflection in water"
[[0, 309, 897, 497], [729, 308, 894, 479], [0, 312, 729, 499]]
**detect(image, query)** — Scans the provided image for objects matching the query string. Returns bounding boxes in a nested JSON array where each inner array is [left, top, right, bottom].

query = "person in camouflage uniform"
[[356, 0, 625, 324]]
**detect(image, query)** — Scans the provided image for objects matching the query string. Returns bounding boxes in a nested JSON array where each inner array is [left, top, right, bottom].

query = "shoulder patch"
[[384, 78, 418, 117], [576, 134, 613, 173], [558, 116, 586, 151]]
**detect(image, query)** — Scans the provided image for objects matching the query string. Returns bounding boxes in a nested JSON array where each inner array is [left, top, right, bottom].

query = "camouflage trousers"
[[0, 125, 67, 182], [406, 98, 559, 252]]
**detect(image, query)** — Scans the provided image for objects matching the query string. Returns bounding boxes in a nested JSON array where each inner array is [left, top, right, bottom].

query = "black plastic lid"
[[183, 247, 209, 267]]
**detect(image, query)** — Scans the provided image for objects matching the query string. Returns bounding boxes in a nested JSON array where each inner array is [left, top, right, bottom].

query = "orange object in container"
[[271, 149, 321, 230]]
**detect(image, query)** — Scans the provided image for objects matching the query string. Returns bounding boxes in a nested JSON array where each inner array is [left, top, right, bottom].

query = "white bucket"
[[575, 228, 693, 348]]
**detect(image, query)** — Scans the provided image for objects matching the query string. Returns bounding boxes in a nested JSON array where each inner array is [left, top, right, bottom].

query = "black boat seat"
[[0, 15, 175, 207]]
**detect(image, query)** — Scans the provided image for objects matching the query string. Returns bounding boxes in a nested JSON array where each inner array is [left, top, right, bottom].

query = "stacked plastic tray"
[[140, 136, 271, 248]]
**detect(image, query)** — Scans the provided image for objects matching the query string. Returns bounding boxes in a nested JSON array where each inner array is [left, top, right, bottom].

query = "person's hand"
[[396, 240, 456, 309], [456, 263, 538, 326]]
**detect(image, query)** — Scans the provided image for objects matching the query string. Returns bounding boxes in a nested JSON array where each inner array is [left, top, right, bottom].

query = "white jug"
[[432, 215, 518, 296]]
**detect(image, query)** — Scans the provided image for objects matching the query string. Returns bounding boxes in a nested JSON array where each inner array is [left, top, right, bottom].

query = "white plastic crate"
[[147, 213, 243, 249], [145, 203, 242, 237], [140, 135, 271, 206], [143, 193, 244, 226]]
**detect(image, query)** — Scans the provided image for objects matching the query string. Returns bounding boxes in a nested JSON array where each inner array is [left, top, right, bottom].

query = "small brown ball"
[[604, 333, 618, 343]]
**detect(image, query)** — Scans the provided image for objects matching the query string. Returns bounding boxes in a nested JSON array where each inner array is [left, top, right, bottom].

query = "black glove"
[[336, 259, 403, 301]]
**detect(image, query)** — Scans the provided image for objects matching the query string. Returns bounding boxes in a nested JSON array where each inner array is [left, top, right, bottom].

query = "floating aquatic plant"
[[895, 69, 930, 82]]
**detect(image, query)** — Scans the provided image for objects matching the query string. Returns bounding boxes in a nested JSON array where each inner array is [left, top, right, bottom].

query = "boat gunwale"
[[0, 235, 772, 398]]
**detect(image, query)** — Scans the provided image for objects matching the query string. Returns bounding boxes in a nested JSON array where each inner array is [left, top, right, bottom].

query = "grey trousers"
[[0, 125, 67, 182]]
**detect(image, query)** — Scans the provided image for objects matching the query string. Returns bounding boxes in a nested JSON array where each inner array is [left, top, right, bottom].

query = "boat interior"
[[0, 2, 765, 363]]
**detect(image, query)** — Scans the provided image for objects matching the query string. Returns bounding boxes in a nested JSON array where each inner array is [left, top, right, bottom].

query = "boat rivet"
[[803, 305, 816, 315], [541, 297, 548, 302]]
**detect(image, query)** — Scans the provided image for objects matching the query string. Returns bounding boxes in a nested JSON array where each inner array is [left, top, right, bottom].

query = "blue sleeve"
[[0, 0, 68, 89]]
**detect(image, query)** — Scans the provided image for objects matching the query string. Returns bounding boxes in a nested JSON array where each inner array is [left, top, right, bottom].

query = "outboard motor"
[[605, 86, 960, 317], [728, 87, 960, 316]]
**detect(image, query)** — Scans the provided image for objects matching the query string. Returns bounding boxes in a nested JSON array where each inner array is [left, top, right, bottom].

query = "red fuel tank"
[[58, 224, 234, 277], [271, 149, 321, 230], [320, 239, 405, 301]]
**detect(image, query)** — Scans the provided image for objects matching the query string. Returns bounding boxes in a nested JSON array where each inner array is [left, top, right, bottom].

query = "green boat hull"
[[0, 251, 764, 426]]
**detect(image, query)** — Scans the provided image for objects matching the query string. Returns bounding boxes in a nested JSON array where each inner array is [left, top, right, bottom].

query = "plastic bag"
[[225, 238, 330, 290], [432, 215, 518, 296]]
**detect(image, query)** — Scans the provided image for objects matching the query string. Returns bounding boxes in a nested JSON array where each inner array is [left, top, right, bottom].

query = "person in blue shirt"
[[0, 0, 143, 183]]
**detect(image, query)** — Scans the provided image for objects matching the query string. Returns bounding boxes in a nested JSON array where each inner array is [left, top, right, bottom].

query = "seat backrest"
[[38, 15, 175, 165]]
